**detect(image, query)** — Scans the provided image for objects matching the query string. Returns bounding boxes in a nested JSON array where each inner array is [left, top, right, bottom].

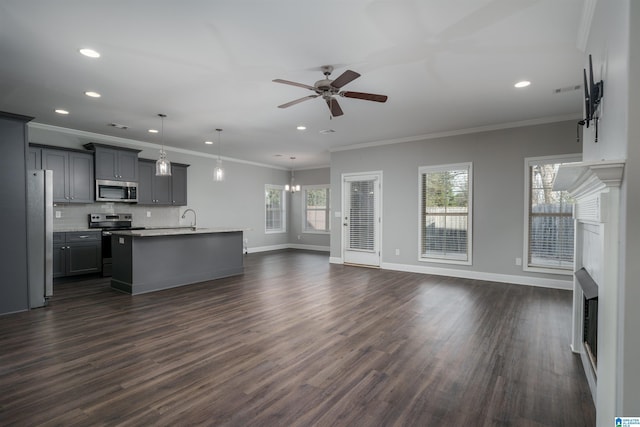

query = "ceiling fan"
[[273, 65, 388, 117]]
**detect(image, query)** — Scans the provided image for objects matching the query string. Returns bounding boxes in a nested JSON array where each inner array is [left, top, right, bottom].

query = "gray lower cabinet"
[[41, 148, 94, 203], [53, 231, 102, 278], [138, 159, 188, 205]]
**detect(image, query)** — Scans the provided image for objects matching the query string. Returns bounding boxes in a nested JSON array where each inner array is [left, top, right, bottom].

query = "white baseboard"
[[288, 244, 330, 252], [380, 262, 572, 290], [247, 244, 329, 254], [329, 257, 343, 264], [246, 244, 290, 254]]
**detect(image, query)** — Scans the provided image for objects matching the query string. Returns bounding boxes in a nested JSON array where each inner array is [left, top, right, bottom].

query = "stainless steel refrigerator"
[[27, 170, 53, 308]]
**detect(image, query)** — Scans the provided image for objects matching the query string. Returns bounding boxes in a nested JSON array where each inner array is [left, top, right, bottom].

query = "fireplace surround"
[[553, 159, 624, 405]]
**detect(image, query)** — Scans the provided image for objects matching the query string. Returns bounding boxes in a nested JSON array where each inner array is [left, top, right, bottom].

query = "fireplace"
[[553, 159, 624, 405], [575, 267, 598, 370]]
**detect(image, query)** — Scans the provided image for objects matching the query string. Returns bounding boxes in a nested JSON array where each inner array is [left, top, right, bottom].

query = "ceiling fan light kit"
[[273, 65, 388, 118]]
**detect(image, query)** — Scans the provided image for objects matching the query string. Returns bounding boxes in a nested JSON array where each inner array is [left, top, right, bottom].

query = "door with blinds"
[[343, 173, 381, 267]]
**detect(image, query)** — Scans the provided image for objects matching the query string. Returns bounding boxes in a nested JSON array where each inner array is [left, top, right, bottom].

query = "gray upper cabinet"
[[28, 147, 41, 170], [171, 164, 188, 206], [85, 143, 140, 182], [41, 148, 94, 203], [138, 159, 188, 206]]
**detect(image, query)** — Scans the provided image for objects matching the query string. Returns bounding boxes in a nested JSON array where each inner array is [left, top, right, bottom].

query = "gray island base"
[[110, 228, 244, 295]]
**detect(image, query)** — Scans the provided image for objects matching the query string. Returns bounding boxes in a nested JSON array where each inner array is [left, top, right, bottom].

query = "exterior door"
[[342, 173, 381, 267]]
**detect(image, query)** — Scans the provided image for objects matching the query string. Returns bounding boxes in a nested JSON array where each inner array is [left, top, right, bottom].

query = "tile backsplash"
[[53, 203, 181, 230]]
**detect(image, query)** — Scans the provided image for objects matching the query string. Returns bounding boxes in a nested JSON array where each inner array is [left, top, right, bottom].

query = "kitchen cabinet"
[[41, 148, 94, 203], [53, 231, 102, 278], [85, 143, 140, 182], [171, 164, 188, 206], [0, 111, 33, 315], [28, 147, 41, 170], [138, 159, 189, 205]]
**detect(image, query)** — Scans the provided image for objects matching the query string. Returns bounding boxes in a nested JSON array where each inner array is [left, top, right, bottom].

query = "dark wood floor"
[[0, 250, 595, 426]]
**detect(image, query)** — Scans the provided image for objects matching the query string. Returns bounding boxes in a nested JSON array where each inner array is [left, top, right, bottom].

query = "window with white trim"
[[265, 185, 286, 233], [303, 185, 330, 233], [524, 155, 580, 273], [419, 163, 472, 264]]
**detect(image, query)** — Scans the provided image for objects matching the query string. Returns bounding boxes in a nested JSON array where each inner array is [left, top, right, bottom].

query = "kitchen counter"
[[110, 228, 244, 295], [110, 227, 245, 237], [53, 227, 95, 233]]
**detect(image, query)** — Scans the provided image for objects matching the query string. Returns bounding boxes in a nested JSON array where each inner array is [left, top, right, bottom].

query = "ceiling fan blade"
[[272, 79, 316, 91], [330, 70, 360, 89], [326, 98, 344, 117], [278, 95, 319, 109], [340, 91, 388, 103]]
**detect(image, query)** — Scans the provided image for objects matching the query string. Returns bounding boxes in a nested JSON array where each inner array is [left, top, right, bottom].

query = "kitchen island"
[[109, 227, 244, 295]]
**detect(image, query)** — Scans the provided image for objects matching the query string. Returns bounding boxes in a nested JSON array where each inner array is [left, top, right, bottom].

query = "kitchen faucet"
[[181, 209, 197, 230]]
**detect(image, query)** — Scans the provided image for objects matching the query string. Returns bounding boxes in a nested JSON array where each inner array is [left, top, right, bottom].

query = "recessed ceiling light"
[[148, 129, 159, 134], [54, 109, 69, 115], [204, 140, 213, 145], [514, 80, 531, 88], [84, 91, 101, 98], [79, 48, 100, 58], [296, 125, 306, 130]]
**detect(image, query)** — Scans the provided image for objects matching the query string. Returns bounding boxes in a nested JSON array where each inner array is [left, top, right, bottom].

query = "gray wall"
[[330, 120, 580, 283]]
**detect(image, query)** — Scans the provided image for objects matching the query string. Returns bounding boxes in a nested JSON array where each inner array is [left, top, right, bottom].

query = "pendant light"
[[285, 156, 300, 193], [155, 113, 172, 176], [213, 128, 225, 182]]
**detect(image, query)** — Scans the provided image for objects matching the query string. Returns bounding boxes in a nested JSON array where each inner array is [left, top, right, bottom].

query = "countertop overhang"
[[110, 227, 246, 237]]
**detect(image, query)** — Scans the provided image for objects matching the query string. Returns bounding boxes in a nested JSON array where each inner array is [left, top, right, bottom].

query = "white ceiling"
[[0, 0, 586, 169]]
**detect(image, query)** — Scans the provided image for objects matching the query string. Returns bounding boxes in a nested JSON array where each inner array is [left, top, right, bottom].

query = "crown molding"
[[329, 113, 582, 153], [28, 122, 289, 171]]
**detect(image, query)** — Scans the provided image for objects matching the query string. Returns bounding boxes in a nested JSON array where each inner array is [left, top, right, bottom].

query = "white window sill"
[[418, 256, 472, 266], [524, 265, 573, 275]]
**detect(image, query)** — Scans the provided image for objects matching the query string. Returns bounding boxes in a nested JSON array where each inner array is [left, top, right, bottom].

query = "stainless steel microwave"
[[95, 179, 138, 202]]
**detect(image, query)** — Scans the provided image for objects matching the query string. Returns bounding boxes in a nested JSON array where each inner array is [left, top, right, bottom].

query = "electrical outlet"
[[55, 211, 61, 218], [297, 235, 301, 240], [395, 248, 400, 256], [146, 211, 151, 218], [515, 257, 522, 266]]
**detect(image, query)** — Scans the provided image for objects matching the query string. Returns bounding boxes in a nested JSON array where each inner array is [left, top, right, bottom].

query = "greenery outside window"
[[419, 163, 472, 265], [265, 184, 286, 233], [303, 185, 330, 233]]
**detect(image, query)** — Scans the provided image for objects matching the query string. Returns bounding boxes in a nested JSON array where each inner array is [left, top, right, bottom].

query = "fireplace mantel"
[[553, 159, 625, 405], [553, 159, 625, 197]]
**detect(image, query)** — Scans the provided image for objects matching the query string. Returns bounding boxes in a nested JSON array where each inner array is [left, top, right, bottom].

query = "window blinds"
[[527, 163, 573, 269], [348, 180, 375, 251], [420, 165, 470, 262]]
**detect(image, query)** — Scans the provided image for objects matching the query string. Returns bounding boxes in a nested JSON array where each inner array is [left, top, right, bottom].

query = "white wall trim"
[[247, 244, 329, 254], [28, 122, 289, 171], [246, 244, 290, 254], [330, 114, 581, 154], [329, 257, 344, 264], [288, 244, 330, 252], [381, 262, 572, 290]]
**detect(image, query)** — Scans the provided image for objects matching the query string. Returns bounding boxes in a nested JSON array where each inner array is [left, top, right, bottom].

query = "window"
[[265, 185, 286, 233], [419, 163, 472, 264], [524, 155, 580, 273], [303, 185, 330, 233]]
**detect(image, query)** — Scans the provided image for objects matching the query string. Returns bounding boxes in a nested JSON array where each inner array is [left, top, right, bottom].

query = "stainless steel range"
[[89, 213, 144, 277]]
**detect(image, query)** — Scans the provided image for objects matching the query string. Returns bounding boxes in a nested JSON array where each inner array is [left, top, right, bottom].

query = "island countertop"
[[110, 227, 246, 237]]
